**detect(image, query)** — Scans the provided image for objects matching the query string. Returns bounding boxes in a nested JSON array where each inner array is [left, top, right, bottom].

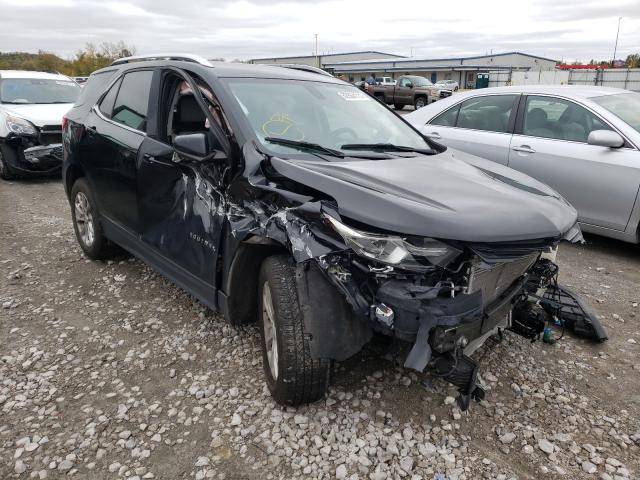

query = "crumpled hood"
[[270, 148, 578, 243], [2, 103, 73, 127]]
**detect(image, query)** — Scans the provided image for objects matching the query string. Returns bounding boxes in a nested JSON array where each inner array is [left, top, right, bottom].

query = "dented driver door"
[[135, 137, 227, 292]]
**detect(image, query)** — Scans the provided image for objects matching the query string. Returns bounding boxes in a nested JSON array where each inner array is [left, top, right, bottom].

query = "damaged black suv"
[[63, 54, 594, 409]]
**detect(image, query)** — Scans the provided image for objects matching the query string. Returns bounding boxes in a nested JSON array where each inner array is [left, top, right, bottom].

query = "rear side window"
[[431, 104, 460, 127], [111, 70, 153, 131], [98, 77, 122, 118], [455, 95, 517, 133]]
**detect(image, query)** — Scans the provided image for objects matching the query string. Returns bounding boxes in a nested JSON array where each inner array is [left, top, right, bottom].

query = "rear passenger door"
[[420, 94, 519, 165], [85, 69, 154, 231], [508, 95, 640, 231]]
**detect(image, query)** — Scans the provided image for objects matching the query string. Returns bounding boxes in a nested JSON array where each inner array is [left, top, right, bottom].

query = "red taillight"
[[61, 115, 69, 131]]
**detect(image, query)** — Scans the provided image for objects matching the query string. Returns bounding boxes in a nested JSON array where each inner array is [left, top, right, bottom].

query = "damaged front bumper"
[[1, 131, 63, 176]]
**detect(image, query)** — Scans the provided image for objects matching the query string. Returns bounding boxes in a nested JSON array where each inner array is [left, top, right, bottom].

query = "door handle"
[[512, 145, 536, 153], [424, 132, 441, 140], [143, 153, 173, 166]]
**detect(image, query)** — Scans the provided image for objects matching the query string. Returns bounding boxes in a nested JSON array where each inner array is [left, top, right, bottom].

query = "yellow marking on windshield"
[[261, 113, 305, 141]]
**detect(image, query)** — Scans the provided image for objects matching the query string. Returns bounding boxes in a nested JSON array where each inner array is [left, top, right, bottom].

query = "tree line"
[[0, 42, 136, 76], [566, 54, 640, 68]]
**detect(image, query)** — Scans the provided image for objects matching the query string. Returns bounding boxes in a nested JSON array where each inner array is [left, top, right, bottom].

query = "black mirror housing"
[[406, 82, 414, 89], [174, 133, 209, 158]]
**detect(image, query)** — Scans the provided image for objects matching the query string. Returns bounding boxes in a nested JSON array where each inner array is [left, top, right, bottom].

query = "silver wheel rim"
[[416, 98, 425, 108], [0, 150, 5, 176], [262, 282, 279, 380], [74, 192, 95, 247]]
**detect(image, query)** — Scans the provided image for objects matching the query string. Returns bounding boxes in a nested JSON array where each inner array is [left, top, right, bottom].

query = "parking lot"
[[1, 179, 639, 479]]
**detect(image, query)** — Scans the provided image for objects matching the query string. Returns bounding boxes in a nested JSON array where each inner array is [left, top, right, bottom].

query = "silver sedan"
[[406, 85, 640, 243]]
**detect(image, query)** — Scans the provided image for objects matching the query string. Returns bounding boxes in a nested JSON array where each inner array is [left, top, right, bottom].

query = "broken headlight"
[[5, 114, 38, 136], [323, 214, 461, 271]]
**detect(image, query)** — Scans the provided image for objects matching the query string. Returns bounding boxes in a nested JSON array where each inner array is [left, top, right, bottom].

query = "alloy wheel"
[[262, 282, 279, 380], [74, 192, 95, 247]]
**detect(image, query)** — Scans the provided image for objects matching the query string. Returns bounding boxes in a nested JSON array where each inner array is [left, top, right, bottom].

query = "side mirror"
[[174, 133, 209, 158], [587, 130, 624, 148], [405, 82, 414, 89]]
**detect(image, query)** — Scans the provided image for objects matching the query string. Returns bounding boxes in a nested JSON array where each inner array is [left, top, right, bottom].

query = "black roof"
[[94, 59, 344, 84]]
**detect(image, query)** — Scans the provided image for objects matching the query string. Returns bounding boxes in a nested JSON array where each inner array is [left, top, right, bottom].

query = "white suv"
[[0, 70, 80, 179]]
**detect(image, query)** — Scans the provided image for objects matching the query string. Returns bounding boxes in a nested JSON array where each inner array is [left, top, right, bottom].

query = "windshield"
[[408, 76, 433, 87], [0, 78, 80, 104], [592, 92, 640, 134], [223, 78, 431, 156]]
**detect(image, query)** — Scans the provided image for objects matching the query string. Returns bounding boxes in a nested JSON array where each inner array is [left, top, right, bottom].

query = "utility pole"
[[613, 17, 622, 64], [314, 34, 319, 67]]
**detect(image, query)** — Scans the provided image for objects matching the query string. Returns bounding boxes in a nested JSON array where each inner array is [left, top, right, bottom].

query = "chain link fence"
[[489, 69, 640, 91]]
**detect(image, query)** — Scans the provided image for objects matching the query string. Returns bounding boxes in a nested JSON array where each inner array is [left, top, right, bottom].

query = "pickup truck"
[[367, 75, 452, 110]]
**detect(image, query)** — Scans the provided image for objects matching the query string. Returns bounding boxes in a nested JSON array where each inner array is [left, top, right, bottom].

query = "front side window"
[[455, 95, 516, 133], [223, 78, 431, 156], [0, 78, 80, 104], [591, 92, 640, 134], [111, 70, 153, 131], [522, 96, 611, 143], [399, 78, 412, 87]]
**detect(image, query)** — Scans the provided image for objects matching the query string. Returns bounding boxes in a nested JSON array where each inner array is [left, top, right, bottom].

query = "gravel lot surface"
[[1, 179, 639, 480]]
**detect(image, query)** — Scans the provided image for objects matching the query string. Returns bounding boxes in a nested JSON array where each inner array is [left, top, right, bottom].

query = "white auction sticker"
[[336, 90, 370, 101]]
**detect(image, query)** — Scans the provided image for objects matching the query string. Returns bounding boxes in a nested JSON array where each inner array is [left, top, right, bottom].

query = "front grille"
[[467, 253, 538, 307], [38, 125, 62, 146]]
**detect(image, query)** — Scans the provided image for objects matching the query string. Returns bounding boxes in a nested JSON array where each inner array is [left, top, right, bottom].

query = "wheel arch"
[[223, 237, 287, 326], [64, 163, 86, 200]]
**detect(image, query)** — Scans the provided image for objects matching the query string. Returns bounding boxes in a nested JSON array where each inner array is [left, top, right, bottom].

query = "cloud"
[[0, 0, 638, 62]]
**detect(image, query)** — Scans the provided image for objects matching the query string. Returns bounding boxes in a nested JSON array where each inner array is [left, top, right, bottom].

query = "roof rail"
[[272, 64, 334, 77], [111, 54, 213, 67]]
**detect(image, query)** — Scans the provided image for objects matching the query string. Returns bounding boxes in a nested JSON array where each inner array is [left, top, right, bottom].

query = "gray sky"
[[1, 0, 639, 62]]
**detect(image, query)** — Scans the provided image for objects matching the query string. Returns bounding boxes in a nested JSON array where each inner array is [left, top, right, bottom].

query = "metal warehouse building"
[[249, 51, 405, 68], [252, 51, 557, 89], [324, 52, 557, 89]]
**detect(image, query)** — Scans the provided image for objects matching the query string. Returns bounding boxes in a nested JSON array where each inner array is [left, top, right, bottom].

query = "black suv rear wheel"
[[70, 178, 117, 260], [258, 255, 330, 406]]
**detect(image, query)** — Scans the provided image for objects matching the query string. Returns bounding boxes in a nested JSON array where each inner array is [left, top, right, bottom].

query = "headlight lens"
[[5, 115, 38, 136], [323, 214, 461, 270]]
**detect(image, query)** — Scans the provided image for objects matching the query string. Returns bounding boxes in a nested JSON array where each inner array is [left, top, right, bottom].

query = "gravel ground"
[[1, 179, 639, 480]]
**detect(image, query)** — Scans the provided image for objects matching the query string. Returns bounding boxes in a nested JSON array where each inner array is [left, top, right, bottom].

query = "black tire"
[[394, 104, 405, 110], [0, 144, 17, 180], [258, 255, 330, 406], [70, 178, 117, 260], [414, 96, 427, 109]]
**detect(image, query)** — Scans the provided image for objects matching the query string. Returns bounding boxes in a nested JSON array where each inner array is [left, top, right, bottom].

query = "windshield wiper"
[[341, 143, 433, 155], [265, 137, 344, 158]]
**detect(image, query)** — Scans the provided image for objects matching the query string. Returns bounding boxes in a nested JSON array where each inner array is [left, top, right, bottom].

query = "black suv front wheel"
[[0, 144, 17, 180], [258, 255, 330, 406], [70, 178, 117, 260]]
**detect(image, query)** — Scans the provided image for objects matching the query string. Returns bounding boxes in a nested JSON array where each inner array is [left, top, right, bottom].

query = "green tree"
[[0, 41, 136, 77], [626, 54, 640, 68]]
